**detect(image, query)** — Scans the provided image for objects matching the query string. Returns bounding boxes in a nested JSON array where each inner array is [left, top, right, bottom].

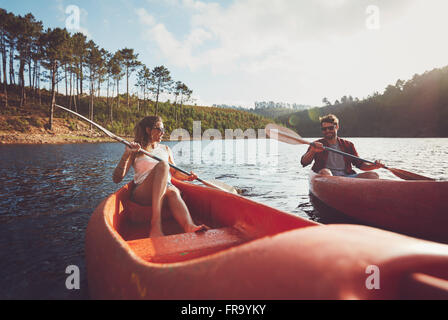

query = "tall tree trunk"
[[37, 64, 41, 106], [65, 63, 68, 98], [31, 60, 35, 90], [73, 71, 78, 112], [19, 59, 25, 108], [1, 45, 7, 107], [76, 72, 80, 111], [28, 60, 32, 91], [69, 70, 72, 109], [97, 78, 101, 99], [126, 67, 129, 108], [116, 78, 120, 110], [155, 81, 160, 115], [49, 63, 57, 130], [106, 76, 109, 108], [9, 46, 15, 85], [33, 60, 38, 99], [79, 61, 83, 95], [90, 79, 94, 131], [106, 76, 110, 100], [109, 82, 113, 123], [1, 45, 5, 86], [143, 85, 147, 116]]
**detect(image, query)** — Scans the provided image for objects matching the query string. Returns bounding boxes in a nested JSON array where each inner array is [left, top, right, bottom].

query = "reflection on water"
[[0, 138, 447, 299]]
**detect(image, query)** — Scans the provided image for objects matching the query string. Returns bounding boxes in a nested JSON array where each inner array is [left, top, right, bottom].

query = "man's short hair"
[[319, 114, 339, 125]]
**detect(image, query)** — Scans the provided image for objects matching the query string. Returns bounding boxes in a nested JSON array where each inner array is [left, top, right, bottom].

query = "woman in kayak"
[[113, 116, 208, 237], [301, 114, 384, 178]]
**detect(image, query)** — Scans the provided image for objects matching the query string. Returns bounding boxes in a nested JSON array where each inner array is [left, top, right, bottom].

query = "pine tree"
[[40, 27, 70, 130], [118, 48, 140, 108], [150, 65, 172, 115]]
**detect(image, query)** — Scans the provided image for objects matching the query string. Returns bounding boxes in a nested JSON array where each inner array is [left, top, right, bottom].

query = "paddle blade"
[[206, 179, 240, 194], [265, 123, 311, 146], [388, 167, 435, 181]]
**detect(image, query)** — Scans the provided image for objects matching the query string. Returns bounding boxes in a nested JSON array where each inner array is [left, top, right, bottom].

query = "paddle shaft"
[[281, 131, 377, 165], [320, 145, 376, 165], [55, 104, 225, 191]]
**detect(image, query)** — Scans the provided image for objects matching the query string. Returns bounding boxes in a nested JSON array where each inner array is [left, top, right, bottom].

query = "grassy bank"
[[0, 84, 272, 144]]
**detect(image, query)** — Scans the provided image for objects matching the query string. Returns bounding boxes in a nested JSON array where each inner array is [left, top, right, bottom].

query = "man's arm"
[[301, 142, 324, 167]]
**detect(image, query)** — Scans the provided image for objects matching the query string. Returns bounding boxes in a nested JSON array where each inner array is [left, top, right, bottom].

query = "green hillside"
[[277, 66, 448, 137]]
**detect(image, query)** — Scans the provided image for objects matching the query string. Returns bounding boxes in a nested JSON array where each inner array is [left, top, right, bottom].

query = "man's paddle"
[[55, 104, 239, 193], [265, 123, 435, 181]]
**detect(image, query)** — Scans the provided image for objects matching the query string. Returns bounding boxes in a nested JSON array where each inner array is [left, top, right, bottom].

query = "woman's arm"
[[112, 143, 140, 183]]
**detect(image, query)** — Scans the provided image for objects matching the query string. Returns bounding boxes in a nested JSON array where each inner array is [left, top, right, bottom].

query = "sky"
[[1, 0, 448, 108]]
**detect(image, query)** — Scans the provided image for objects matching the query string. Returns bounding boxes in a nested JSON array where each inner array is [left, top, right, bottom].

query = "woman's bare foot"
[[185, 224, 209, 233]]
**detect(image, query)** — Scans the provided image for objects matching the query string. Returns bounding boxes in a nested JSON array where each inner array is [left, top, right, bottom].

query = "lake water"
[[0, 138, 447, 299]]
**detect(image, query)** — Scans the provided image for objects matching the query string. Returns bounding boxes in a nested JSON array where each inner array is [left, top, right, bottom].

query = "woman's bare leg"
[[164, 186, 209, 233], [132, 161, 170, 237]]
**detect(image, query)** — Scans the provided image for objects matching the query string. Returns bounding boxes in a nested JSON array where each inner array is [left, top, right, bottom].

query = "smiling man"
[[300, 114, 383, 178]]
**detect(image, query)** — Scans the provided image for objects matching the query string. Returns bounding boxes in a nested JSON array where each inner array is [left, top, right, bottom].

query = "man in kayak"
[[113, 116, 208, 237], [300, 114, 384, 178]]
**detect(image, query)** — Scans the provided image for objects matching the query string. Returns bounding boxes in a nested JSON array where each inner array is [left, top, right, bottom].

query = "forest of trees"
[[213, 102, 313, 120], [278, 67, 448, 137], [0, 9, 197, 132]]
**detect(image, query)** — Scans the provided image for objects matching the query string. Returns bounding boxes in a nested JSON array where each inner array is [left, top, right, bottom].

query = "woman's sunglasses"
[[152, 127, 165, 134]]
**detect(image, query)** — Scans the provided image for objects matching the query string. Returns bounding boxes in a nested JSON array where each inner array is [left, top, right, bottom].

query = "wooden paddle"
[[55, 104, 239, 193], [265, 123, 435, 181]]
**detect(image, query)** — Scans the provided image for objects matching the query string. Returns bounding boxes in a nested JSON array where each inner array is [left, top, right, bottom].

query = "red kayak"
[[309, 172, 448, 243], [85, 178, 448, 299]]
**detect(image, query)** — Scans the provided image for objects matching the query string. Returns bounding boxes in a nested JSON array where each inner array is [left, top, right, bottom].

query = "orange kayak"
[[85, 178, 448, 299], [309, 172, 448, 243]]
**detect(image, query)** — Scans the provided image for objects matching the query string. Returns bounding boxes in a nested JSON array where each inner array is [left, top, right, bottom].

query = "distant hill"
[[213, 101, 313, 120], [277, 66, 448, 137]]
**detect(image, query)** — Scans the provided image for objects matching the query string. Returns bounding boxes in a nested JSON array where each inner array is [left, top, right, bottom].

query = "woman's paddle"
[[265, 123, 435, 181], [55, 104, 239, 193]]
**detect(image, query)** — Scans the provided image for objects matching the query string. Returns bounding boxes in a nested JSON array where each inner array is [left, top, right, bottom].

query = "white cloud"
[[136, 0, 448, 106]]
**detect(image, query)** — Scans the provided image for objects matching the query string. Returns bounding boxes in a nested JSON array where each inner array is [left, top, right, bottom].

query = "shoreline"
[[0, 132, 271, 145]]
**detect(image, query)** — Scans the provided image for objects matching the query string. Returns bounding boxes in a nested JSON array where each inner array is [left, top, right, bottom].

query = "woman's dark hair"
[[134, 116, 163, 148]]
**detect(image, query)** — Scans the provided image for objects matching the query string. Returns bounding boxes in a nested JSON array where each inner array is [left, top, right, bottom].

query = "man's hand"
[[371, 160, 385, 170], [310, 142, 325, 153]]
